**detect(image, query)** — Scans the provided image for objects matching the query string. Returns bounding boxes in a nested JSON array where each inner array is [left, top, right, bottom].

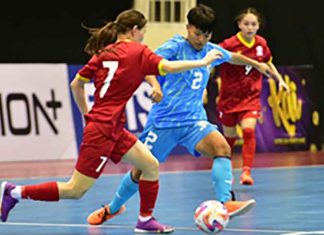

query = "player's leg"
[[122, 140, 174, 233], [239, 113, 258, 185], [0, 122, 108, 222], [222, 125, 237, 183], [181, 121, 255, 218], [218, 112, 238, 154], [0, 170, 96, 222], [87, 168, 141, 225], [218, 112, 238, 182], [106, 169, 141, 215], [180, 121, 233, 202], [88, 126, 176, 226], [88, 128, 174, 233], [222, 125, 237, 152]]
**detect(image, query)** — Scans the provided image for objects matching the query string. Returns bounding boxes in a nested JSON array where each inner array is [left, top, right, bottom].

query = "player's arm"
[[70, 74, 90, 115], [145, 75, 163, 103], [267, 61, 290, 92], [228, 52, 278, 79], [158, 49, 223, 74]]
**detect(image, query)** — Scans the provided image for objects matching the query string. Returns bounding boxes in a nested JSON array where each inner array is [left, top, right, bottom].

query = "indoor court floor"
[[0, 151, 324, 235]]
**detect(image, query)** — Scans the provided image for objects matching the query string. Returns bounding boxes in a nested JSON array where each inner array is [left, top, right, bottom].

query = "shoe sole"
[[0, 181, 8, 218], [229, 199, 256, 219], [134, 227, 174, 234]]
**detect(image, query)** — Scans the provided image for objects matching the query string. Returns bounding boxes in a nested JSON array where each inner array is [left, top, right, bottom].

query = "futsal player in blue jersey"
[[87, 4, 278, 227]]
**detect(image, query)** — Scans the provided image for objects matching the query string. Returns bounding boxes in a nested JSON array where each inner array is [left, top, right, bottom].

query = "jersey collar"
[[237, 32, 255, 48]]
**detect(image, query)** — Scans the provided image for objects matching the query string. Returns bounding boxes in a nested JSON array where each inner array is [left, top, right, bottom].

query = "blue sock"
[[211, 157, 233, 203], [109, 171, 139, 214]]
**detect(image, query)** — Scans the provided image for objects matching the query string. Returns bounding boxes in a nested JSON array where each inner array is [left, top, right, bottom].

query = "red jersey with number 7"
[[76, 41, 163, 140], [217, 32, 272, 113]]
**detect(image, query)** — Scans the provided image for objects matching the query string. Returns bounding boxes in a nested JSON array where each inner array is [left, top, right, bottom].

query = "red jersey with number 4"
[[217, 33, 272, 113], [77, 41, 163, 140]]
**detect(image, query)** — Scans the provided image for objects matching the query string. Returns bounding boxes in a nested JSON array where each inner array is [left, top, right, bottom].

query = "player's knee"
[[143, 157, 159, 175], [214, 141, 231, 157], [149, 157, 159, 172]]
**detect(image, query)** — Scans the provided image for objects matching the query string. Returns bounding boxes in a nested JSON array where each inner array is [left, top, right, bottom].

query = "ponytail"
[[82, 9, 147, 56], [83, 21, 118, 56]]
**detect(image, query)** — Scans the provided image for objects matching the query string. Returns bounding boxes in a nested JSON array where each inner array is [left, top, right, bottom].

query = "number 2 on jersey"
[[100, 61, 119, 98], [143, 131, 158, 150], [191, 71, 203, 90]]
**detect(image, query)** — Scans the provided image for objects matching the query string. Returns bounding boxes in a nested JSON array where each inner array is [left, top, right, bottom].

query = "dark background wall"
[[1, 0, 323, 143], [0, 1, 322, 66], [0, 1, 133, 63]]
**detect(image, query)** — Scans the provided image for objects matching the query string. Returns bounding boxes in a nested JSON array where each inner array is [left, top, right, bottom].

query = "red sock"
[[225, 137, 236, 151], [139, 180, 159, 217], [242, 128, 256, 168], [22, 182, 59, 201]]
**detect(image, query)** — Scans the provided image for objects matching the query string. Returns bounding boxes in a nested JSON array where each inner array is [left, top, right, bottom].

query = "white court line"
[[0, 222, 298, 234], [281, 232, 324, 235]]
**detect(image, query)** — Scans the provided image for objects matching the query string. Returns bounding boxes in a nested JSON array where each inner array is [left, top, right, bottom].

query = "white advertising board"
[[0, 64, 78, 161]]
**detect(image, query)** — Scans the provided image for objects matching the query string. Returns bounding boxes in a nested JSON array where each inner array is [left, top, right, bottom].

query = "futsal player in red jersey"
[[0, 9, 222, 233], [217, 8, 289, 185]]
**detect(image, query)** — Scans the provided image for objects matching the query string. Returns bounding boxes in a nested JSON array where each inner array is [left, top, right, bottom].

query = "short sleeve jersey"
[[77, 41, 163, 139], [147, 34, 232, 128], [217, 33, 272, 113]]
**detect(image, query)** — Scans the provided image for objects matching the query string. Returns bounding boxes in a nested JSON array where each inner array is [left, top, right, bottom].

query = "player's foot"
[[87, 204, 126, 225], [0, 181, 18, 222], [240, 167, 254, 185], [224, 199, 256, 219], [134, 217, 174, 234]]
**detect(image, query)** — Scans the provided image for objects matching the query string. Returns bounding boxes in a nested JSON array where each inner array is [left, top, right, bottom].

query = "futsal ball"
[[194, 200, 229, 234]]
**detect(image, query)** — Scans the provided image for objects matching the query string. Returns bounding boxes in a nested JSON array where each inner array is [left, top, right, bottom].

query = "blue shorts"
[[139, 121, 219, 162]]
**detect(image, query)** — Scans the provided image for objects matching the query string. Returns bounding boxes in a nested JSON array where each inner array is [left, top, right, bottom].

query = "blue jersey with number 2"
[[147, 34, 232, 128]]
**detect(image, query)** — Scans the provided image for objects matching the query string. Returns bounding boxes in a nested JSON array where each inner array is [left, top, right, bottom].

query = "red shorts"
[[75, 122, 137, 179], [218, 110, 260, 127]]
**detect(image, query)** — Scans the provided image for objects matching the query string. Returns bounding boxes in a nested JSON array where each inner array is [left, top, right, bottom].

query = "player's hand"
[[278, 78, 290, 93], [204, 49, 224, 65], [255, 62, 274, 77], [257, 63, 290, 93], [150, 85, 163, 103]]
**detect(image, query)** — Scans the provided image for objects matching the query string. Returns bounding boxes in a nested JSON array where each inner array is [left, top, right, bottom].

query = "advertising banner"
[[0, 64, 78, 161], [207, 65, 321, 152], [69, 65, 321, 154], [255, 65, 321, 152]]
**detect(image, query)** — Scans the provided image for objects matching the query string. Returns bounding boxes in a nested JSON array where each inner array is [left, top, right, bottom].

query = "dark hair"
[[187, 4, 215, 33], [83, 9, 147, 55], [235, 7, 263, 26]]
